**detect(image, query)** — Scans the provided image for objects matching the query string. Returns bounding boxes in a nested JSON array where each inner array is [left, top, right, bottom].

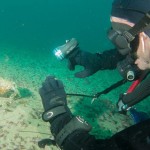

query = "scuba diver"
[[39, 0, 150, 149]]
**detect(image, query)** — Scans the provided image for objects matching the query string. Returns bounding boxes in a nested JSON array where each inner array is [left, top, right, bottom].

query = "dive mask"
[[108, 22, 137, 55]]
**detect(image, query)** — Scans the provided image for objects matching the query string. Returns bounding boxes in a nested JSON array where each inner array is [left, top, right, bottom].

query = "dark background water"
[[0, 0, 113, 53]]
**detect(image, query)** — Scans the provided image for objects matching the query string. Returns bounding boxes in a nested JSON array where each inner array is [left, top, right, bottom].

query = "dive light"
[[53, 38, 78, 60]]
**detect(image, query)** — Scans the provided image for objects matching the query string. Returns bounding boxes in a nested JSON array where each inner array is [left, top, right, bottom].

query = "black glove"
[[68, 50, 102, 78], [39, 76, 67, 112], [39, 76, 92, 149]]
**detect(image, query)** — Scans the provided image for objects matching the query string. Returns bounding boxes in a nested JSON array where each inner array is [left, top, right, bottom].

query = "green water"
[[0, 0, 113, 50], [0, 0, 115, 98], [0, 0, 150, 149]]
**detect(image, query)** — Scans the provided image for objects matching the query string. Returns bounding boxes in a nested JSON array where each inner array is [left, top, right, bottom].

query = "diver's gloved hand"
[[117, 93, 130, 114], [68, 50, 102, 78], [39, 76, 67, 112]]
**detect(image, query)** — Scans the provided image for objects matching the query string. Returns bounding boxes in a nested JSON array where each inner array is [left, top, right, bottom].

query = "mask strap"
[[128, 10, 150, 38]]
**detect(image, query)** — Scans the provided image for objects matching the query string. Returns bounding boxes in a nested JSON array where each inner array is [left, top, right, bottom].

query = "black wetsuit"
[[122, 76, 150, 106], [49, 114, 150, 150]]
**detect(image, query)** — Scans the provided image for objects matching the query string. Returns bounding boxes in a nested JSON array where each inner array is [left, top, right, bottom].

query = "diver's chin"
[[138, 65, 149, 71]]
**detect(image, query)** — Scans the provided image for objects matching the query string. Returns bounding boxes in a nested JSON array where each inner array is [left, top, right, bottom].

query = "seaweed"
[[17, 87, 33, 98]]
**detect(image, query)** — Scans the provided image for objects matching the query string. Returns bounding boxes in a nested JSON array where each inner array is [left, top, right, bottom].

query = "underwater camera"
[[53, 38, 78, 60], [117, 55, 141, 81]]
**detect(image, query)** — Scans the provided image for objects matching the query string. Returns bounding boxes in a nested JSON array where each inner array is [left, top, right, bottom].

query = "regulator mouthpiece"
[[127, 70, 135, 81]]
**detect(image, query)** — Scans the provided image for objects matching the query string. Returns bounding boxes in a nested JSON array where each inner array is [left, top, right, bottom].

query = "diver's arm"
[[96, 48, 125, 69], [48, 111, 107, 150], [122, 76, 150, 106], [68, 48, 125, 78], [43, 107, 150, 150]]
